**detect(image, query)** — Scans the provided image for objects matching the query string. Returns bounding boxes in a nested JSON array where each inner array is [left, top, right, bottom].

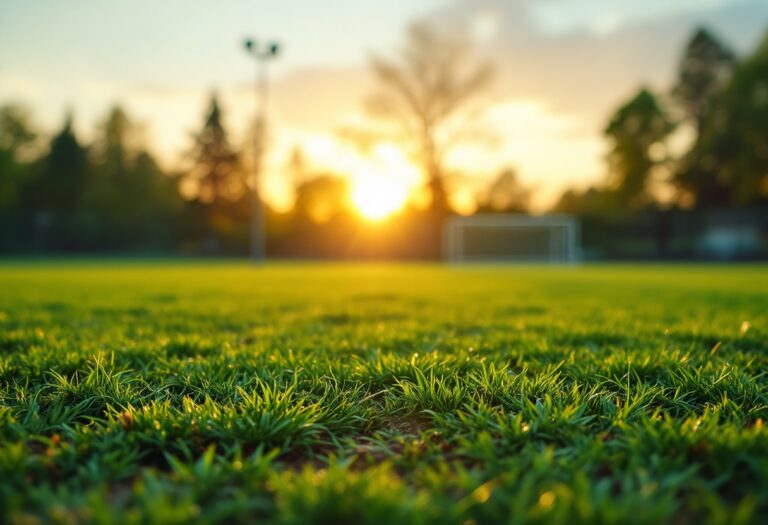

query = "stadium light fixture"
[[242, 37, 280, 263]]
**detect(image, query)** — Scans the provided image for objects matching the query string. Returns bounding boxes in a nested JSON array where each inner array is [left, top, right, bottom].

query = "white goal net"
[[444, 214, 581, 263]]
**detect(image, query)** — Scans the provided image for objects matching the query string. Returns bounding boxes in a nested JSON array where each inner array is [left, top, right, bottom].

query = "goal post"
[[443, 214, 581, 263]]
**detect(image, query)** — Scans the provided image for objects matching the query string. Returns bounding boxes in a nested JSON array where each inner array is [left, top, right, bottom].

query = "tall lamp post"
[[243, 38, 280, 263]]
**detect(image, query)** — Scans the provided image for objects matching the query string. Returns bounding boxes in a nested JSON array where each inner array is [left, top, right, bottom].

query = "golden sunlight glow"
[[272, 102, 603, 215], [297, 138, 418, 220], [351, 176, 408, 221]]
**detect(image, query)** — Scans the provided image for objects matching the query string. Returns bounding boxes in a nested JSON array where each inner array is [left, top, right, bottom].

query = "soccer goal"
[[443, 214, 581, 263]]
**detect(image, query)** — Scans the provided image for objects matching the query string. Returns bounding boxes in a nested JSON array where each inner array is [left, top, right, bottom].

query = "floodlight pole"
[[243, 38, 280, 263]]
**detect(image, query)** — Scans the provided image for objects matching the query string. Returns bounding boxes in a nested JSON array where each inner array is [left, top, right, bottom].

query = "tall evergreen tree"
[[183, 94, 244, 204], [83, 105, 138, 247], [20, 112, 90, 251], [178, 94, 249, 253], [85, 104, 178, 250], [36, 113, 88, 214], [94, 106, 133, 181]]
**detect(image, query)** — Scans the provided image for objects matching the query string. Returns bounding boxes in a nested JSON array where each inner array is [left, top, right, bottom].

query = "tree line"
[[557, 26, 768, 215], [0, 24, 765, 258]]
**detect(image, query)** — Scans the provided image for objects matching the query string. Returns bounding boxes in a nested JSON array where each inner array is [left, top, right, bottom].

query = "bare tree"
[[367, 23, 494, 215]]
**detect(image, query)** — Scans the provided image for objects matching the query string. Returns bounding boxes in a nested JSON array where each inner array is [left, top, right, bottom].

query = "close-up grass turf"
[[0, 262, 766, 524]]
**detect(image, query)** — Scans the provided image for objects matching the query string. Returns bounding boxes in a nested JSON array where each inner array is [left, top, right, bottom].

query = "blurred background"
[[1, 0, 767, 260]]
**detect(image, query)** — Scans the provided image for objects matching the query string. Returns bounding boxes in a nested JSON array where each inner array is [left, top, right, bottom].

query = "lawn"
[[1, 262, 767, 524]]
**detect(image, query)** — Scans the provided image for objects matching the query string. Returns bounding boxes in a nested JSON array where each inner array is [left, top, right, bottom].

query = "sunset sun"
[[351, 176, 408, 221]]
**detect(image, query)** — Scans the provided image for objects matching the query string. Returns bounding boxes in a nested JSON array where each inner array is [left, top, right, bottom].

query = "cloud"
[[429, 0, 768, 119]]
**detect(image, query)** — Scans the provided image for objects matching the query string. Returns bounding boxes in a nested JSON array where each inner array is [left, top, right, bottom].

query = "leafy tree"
[[0, 104, 37, 250], [671, 27, 737, 207], [0, 104, 36, 157], [605, 88, 674, 209], [82, 105, 180, 250], [0, 104, 37, 207], [367, 23, 494, 216], [686, 28, 768, 206]]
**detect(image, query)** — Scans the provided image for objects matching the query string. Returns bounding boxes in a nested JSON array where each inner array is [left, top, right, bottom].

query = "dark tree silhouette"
[[93, 106, 134, 181], [124, 150, 182, 248], [19, 113, 89, 250], [36, 113, 88, 213], [671, 28, 737, 207], [673, 27, 735, 136], [77, 105, 181, 250], [82, 105, 140, 247], [554, 186, 618, 216], [0, 104, 37, 250], [605, 88, 674, 209], [182, 94, 245, 204], [0, 104, 36, 157], [0, 104, 37, 213], [689, 28, 768, 206]]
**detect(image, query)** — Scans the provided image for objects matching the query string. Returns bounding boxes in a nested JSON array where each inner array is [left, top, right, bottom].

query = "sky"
[[1, 0, 767, 212]]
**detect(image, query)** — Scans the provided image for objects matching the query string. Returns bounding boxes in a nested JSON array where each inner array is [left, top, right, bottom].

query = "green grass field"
[[1, 263, 767, 524]]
